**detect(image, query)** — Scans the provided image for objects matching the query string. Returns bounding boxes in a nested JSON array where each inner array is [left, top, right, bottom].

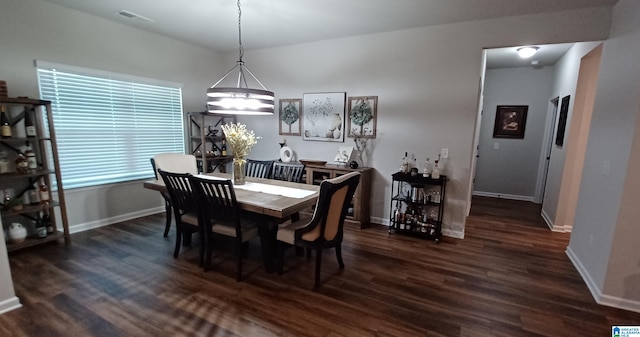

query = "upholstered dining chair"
[[271, 162, 305, 183], [158, 170, 203, 265], [276, 171, 360, 288], [151, 153, 198, 237], [244, 159, 274, 179], [189, 175, 260, 281]]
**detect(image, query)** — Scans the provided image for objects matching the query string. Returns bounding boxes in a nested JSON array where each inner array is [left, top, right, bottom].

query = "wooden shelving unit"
[[187, 112, 236, 173], [1, 97, 70, 252]]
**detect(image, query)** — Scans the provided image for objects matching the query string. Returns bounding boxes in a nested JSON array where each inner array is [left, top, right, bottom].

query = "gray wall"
[[475, 66, 554, 200], [541, 42, 602, 228], [567, 0, 640, 311]]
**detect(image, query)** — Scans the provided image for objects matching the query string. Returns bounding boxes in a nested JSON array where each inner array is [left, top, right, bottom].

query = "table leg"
[[257, 218, 277, 273]]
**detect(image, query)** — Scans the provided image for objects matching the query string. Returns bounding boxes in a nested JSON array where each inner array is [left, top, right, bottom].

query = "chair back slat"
[[158, 170, 196, 214], [190, 176, 240, 233], [271, 162, 305, 183], [245, 159, 274, 179]]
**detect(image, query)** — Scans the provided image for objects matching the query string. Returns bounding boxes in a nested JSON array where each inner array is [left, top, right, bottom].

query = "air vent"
[[117, 10, 154, 23]]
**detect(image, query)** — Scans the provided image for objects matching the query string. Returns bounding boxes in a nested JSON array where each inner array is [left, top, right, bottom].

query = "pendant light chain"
[[237, 0, 244, 63]]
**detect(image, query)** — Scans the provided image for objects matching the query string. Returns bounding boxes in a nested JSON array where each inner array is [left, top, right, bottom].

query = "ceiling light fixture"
[[206, 0, 274, 115], [517, 46, 539, 59]]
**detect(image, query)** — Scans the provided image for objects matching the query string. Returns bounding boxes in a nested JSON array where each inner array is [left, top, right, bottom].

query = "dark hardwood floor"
[[1, 196, 639, 336]]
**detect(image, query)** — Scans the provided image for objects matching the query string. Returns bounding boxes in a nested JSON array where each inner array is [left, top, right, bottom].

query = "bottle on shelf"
[[35, 212, 47, 238], [431, 159, 440, 179], [24, 141, 37, 171], [0, 151, 9, 174], [401, 152, 409, 173], [221, 140, 227, 156], [42, 208, 53, 234], [39, 180, 50, 206], [25, 107, 37, 138], [1, 105, 11, 138], [27, 183, 39, 205], [422, 157, 431, 178], [15, 154, 29, 174]]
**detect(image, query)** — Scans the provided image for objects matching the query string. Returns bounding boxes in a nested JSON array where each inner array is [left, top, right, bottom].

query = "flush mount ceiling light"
[[206, 0, 274, 115], [517, 46, 539, 59]]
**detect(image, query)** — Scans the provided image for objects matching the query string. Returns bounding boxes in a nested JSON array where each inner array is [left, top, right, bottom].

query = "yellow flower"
[[221, 123, 260, 159]]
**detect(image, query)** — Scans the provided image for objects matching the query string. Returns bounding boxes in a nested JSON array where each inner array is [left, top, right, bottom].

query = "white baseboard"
[[0, 296, 21, 315], [540, 208, 572, 232], [372, 216, 464, 239], [566, 246, 640, 314], [473, 191, 535, 202], [69, 207, 165, 234]]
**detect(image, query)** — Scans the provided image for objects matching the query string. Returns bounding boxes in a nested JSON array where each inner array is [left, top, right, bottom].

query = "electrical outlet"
[[441, 148, 449, 159]]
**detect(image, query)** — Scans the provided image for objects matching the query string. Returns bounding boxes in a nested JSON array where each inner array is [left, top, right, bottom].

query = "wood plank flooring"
[[1, 196, 639, 336]]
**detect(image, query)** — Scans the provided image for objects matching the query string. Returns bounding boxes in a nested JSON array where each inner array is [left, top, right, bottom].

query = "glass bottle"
[[39, 180, 50, 206], [221, 139, 228, 156], [15, 154, 29, 174], [42, 208, 53, 234], [422, 157, 431, 178], [402, 152, 409, 173], [35, 212, 47, 238], [1, 105, 11, 138], [0, 151, 9, 174], [25, 141, 37, 171], [27, 183, 39, 205], [25, 107, 37, 138], [431, 160, 440, 179]]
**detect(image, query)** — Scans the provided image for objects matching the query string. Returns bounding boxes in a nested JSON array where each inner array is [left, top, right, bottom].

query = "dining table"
[[143, 172, 320, 272]]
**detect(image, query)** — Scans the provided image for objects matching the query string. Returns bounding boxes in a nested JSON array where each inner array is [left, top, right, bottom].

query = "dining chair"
[[276, 171, 360, 288], [244, 159, 274, 179], [158, 170, 203, 265], [189, 175, 260, 281], [271, 162, 305, 183], [151, 153, 198, 237]]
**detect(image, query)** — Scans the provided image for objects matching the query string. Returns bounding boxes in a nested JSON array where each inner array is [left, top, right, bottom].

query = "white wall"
[[474, 66, 554, 200], [567, 0, 640, 312], [541, 42, 602, 226]]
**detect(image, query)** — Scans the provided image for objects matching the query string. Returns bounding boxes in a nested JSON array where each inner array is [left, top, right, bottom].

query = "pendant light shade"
[[206, 0, 274, 115]]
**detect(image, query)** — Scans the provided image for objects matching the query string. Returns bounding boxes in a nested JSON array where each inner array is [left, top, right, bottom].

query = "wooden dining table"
[[143, 172, 319, 272]]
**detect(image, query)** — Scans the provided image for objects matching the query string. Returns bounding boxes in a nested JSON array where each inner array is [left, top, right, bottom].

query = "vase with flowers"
[[221, 123, 259, 185]]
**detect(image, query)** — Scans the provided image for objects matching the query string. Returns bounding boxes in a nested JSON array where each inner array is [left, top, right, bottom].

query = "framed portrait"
[[347, 96, 378, 139], [555, 95, 570, 146], [493, 105, 528, 139], [279, 98, 302, 136], [302, 92, 346, 142]]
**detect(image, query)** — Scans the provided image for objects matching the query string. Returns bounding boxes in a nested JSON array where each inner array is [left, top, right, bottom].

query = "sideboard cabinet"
[[304, 163, 372, 229]]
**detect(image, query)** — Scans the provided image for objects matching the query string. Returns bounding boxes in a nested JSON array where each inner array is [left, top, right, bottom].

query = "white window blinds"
[[36, 61, 185, 189]]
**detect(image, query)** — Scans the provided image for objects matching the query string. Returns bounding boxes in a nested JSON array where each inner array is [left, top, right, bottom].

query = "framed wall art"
[[279, 98, 302, 136], [302, 92, 346, 142], [347, 96, 378, 139], [493, 105, 528, 139], [555, 95, 570, 146]]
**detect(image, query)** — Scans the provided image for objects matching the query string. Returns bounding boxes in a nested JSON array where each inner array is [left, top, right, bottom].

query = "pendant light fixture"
[[206, 0, 274, 115]]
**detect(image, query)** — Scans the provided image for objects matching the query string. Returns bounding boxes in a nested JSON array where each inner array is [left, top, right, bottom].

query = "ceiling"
[[38, 0, 616, 54], [485, 43, 576, 69]]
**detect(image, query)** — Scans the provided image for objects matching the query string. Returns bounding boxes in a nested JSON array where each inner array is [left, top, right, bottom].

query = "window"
[[37, 61, 185, 189]]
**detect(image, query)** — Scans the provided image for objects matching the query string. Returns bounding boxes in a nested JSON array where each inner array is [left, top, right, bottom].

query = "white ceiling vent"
[[117, 10, 154, 23]]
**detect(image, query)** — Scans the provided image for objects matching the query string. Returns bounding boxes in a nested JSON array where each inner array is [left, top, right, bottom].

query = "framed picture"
[[347, 96, 378, 139], [555, 95, 570, 146], [493, 105, 528, 139], [279, 98, 302, 136], [302, 92, 346, 142], [334, 146, 355, 164]]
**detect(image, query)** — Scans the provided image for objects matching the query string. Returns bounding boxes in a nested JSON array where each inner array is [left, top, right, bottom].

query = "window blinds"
[[36, 61, 185, 189]]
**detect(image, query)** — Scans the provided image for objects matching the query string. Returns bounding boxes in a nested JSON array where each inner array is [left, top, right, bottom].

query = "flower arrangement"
[[220, 123, 259, 159]]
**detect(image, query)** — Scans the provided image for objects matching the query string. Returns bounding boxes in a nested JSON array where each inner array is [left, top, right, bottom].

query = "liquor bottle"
[[221, 140, 227, 156], [401, 152, 409, 173], [1, 105, 11, 138], [431, 160, 440, 179], [0, 151, 8, 174], [39, 180, 50, 206], [25, 107, 37, 137], [15, 154, 29, 174], [35, 212, 47, 238], [42, 208, 53, 234], [25, 141, 37, 171], [27, 183, 39, 205]]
